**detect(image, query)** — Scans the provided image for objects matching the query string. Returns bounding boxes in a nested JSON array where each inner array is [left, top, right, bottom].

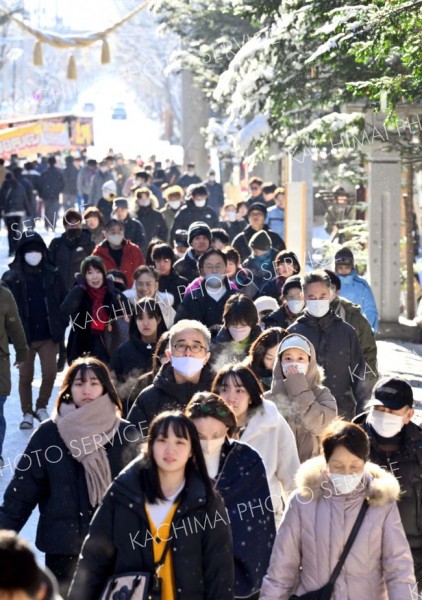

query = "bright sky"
[[23, 0, 121, 30]]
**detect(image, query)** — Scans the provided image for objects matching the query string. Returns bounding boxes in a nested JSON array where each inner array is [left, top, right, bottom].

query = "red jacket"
[[92, 240, 144, 288]]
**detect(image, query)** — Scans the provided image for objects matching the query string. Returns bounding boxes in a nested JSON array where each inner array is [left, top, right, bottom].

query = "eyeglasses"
[[172, 343, 208, 355]]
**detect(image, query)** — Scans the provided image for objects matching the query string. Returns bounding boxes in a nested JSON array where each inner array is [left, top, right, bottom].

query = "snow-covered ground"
[[0, 216, 421, 567]]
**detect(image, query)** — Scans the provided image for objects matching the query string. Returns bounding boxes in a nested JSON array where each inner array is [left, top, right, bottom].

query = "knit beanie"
[[249, 230, 271, 252], [188, 221, 212, 245]]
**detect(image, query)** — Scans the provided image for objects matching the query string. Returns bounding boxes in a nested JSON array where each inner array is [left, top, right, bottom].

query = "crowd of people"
[[0, 151, 421, 600]]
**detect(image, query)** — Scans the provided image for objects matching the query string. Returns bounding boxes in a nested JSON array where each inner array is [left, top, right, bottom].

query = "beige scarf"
[[52, 394, 121, 507]]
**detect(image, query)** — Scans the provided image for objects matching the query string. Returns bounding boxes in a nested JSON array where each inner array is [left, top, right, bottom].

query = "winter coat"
[[62, 163, 79, 195], [60, 279, 132, 364], [287, 310, 367, 420], [265, 205, 285, 240], [158, 269, 189, 308], [96, 196, 114, 221], [232, 224, 285, 262], [260, 276, 286, 301], [212, 324, 262, 368], [121, 215, 147, 255], [242, 249, 278, 291], [354, 413, 422, 550], [229, 268, 260, 300], [220, 218, 247, 242], [77, 165, 96, 197], [331, 295, 378, 380], [170, 200, 219, 242], [135, 205, 168, 246], [184, 275, 238, 297], [83, 224, 104, 246], [175, 278, 237, 329], [216, 439, 276, 598], [68, 460, 235, 600], [88, 170, 114, 205], [260, 456, 416, 599], [176, 172, 201, 189], [0, 177, 31, 216], [48, 230, 95, 292], [109, 328, 155, 382], [337, 269, 379, 332], [39, 166, 64, 201], [0, 418, 141, 556], [2, 233, 68, 344], [205, 180, 224, 214], [262, 304, 298, 330], [264, 333, 337, 462], [127, 362, 214, 435], [159, 204, 178, 242], [92, 239, 145, 288], [0, 282, 28, 396], [173, 249, 200, 282], [239, 399, 300, 512]]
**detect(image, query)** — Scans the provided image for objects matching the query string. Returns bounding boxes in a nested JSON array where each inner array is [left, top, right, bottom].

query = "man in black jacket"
[[112, 197, 146, 255], [354, 377, 422, 592], [170, 183, 219, 242], [133, 187, 168, 246], [288, 270, 367, 420], [2, 233, 67, 429], [39, 156, 64, 231], [233, 202, 285, 261], [128, 319, 213, 435], [173, 221, 212, 282]]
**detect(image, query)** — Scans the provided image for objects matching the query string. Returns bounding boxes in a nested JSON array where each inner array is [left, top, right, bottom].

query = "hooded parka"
[[260, 456, 416, 599], [68, 458, 235, 600], [264, 333, 337, 462], [0, 282, 28, 396]]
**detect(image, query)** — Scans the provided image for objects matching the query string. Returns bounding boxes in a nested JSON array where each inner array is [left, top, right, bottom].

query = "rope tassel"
[[33, 40, 43, 66], [67, 54, 77, 79], [101, 38, 110, 64]]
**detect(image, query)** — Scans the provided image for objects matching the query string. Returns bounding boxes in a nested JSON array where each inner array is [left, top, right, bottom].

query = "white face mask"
[[366, 409, 406, 438], [329, 472, 364, 495], [107, 233, 124, 246], [187, 169, 195, 176], [228, 326, 252, 342], [200, 437, 225, 455], [24, 251, 43, 266], [193, 199, 207, 208], [306, 299, 330, 318], [281, 361, 309, 376], [171, 355, 204, 378], [137, 198, 150, 207], [287, 299, 305, 314], [204, 273, 225, 289], [168, 200, 181, 210], [225, 211, 237, 222]]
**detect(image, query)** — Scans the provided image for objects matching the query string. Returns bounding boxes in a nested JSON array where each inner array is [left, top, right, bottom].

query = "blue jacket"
[[338, 269, 379, 331], [265, 205, 285, 240]]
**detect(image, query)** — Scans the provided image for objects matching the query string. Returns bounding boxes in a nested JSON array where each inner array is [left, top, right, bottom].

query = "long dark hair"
[[248, 327, 286, 372], [143, 411, 214, 503], [129, 297, 162, 337], [55, 356, 122, 413], [212, 364, 263, 413]]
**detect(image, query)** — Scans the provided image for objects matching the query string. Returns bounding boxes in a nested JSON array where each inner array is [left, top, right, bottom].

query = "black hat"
[[335, 247, 354, 268], [249, 230, 271, 252], [366, 376, 414, 410], [247, 202, 267, 217], [112, 197, 129, 210], [324, 269, 341, 291], [188, 221, 212, 245], [174, 229, 189, 247], [282, 274, 302, 296]]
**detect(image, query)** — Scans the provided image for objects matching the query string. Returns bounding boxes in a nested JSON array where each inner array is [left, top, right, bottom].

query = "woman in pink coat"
[[260, 421, 416, 600]]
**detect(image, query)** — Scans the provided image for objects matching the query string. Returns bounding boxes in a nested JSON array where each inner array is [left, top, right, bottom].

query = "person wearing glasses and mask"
[[128, 319, 214, 437], [354, 377, 422, 593]]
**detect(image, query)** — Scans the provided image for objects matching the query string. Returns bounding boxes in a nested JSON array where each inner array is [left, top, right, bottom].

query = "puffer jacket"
[[68, 460, 234, 600], [239, 399, 300, 512], [260, 456, 416, 599], [337, 269, 379, 332], [264, 333, 337, 462]]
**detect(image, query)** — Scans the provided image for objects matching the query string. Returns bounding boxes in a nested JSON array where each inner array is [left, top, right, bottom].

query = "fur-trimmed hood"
[[294, 455, 400, 507]]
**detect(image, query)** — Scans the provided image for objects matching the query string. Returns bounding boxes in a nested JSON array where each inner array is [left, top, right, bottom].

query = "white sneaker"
[[35, 408, 49, 422], [20, 413, 34, 429]]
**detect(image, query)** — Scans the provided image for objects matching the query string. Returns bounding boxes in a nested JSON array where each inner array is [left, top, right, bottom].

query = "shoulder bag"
[[99, 538, 172, 600], [289, 499, 369, 600]]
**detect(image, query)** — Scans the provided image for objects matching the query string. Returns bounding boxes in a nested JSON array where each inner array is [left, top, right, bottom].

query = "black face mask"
[[65, 229, 82, 241]]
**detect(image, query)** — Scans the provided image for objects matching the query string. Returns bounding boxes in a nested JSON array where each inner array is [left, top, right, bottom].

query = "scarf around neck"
[[52, 393, 121, 507], [87, 285, 108, 331]]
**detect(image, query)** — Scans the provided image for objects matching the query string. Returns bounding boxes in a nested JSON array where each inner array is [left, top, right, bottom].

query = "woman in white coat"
[[212, 363, 300, 520]]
